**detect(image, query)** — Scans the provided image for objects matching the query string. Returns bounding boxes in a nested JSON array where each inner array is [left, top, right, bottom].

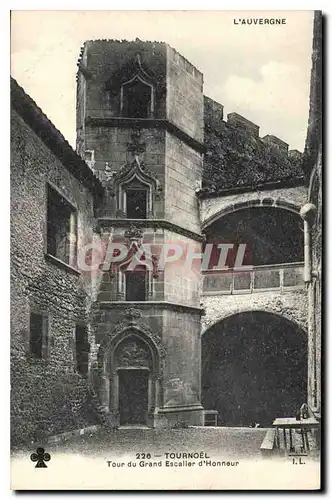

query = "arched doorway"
[[202, 312, 307, 427], [115, 335, 152, 425], [100, 328, 161, 428]]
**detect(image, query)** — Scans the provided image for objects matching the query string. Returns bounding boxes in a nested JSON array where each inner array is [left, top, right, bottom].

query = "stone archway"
[[97, 322, 163, 428], [200, 185, 307, 229], [113, 333, 154, 426], [201, 311, 307, 427]]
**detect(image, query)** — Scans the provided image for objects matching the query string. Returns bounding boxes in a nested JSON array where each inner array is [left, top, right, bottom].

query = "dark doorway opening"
[[119, 369, 149, 425], [202, 312, 307, 427]]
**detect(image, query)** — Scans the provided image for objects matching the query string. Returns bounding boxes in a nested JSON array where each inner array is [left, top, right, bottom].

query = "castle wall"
[[202, 290, 308, 334], [11, 110, 98, 445], [162, 309, 202, 407], [200, 185, 308, 228], [166, 45, 204, 143], [76, 47, 87, 157], [85, 126, 166, 202], [163, 230, 200, 307], [165, 133, 202, 234], [93, 304, 203, 422]]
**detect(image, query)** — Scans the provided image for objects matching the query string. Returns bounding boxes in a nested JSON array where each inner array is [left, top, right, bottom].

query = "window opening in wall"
[[125, 271, 147, 301], [122, 79, 152, 118], [84, 150, 95, 170], [75, 324, 89, 375], [47, 185, 77, 266], [125, 188, 147, 219], [30, 312, 48, 359]]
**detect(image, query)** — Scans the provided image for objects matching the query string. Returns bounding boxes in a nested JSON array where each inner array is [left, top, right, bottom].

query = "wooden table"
[[272, 417, 319, 453]]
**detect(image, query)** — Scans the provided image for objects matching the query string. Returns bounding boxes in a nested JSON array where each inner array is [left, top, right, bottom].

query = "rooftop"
[[11, 77, 104, 197]]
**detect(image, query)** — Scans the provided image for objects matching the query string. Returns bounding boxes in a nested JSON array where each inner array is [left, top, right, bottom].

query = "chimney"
[[262, 135, 289, 153], [227, 112, 259, 137]]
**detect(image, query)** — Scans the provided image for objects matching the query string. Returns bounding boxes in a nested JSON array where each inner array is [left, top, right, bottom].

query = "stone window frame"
[[45, 181, 80, 275], [120, 176, 152, 220], [84, 149, 95, 170], [114, 157, 160, 220], [117, 261, 154, 302], [120, 74, 155, 119], [28, 308, 50, 360]]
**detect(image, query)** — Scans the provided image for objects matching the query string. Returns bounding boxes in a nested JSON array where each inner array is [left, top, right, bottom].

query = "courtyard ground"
[[50, 426, 267, 458], [13, 426, 320, 460]]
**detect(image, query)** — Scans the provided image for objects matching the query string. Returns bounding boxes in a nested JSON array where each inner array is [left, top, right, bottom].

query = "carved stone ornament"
[[124, 308, 142, 323], [124, 224, 144, 246], [115, 336, 152, 368], [114, 155, 158, 191], [97, 313, 167, 377], [127, 129, 146, 157]]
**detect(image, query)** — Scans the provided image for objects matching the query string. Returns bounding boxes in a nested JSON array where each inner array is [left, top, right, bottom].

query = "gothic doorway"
[[110, 332, 155, 427], [119, 369, 149, 425]]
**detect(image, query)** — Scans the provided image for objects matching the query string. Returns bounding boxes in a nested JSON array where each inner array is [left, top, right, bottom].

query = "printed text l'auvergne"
[[234, 18, 286, 25]]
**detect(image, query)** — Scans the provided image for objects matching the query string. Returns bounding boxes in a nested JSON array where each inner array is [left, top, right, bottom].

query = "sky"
[[10, 10, 314, 152]]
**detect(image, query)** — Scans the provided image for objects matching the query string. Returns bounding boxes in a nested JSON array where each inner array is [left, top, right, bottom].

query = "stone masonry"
[[10, 29, 321, 444]]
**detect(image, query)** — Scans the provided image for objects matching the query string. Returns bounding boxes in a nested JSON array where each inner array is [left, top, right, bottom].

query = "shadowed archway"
[[202, 311, 307, 427], [203, 206, 304, 267]]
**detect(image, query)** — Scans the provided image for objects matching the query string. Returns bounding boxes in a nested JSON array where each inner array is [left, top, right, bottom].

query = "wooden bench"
[[204, 410, 218, 426], [260, 428, 277, 457]]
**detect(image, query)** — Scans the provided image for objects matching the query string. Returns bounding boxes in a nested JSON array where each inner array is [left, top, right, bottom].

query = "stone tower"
[[76, 40, 205, 427]]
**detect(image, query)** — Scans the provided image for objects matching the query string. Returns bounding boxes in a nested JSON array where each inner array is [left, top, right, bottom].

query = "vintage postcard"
[[10, 10, 322, 490]]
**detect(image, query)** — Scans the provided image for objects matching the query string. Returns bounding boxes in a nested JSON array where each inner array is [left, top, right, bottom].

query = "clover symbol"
[[30, 447, 51, 468]]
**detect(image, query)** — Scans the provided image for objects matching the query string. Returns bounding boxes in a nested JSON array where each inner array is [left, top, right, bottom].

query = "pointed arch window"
[[124, 178, 149, 219], [113, 157, 160, 220], [118, 262, 153, 302], [121, 75, 154, 119]]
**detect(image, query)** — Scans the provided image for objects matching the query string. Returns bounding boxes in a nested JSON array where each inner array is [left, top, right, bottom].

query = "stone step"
[[97, 291, 114, 302], [99, 282, 113, 292]]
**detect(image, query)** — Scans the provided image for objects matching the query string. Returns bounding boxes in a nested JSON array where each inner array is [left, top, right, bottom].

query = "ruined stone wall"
[[11, 110, 98, 445]]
